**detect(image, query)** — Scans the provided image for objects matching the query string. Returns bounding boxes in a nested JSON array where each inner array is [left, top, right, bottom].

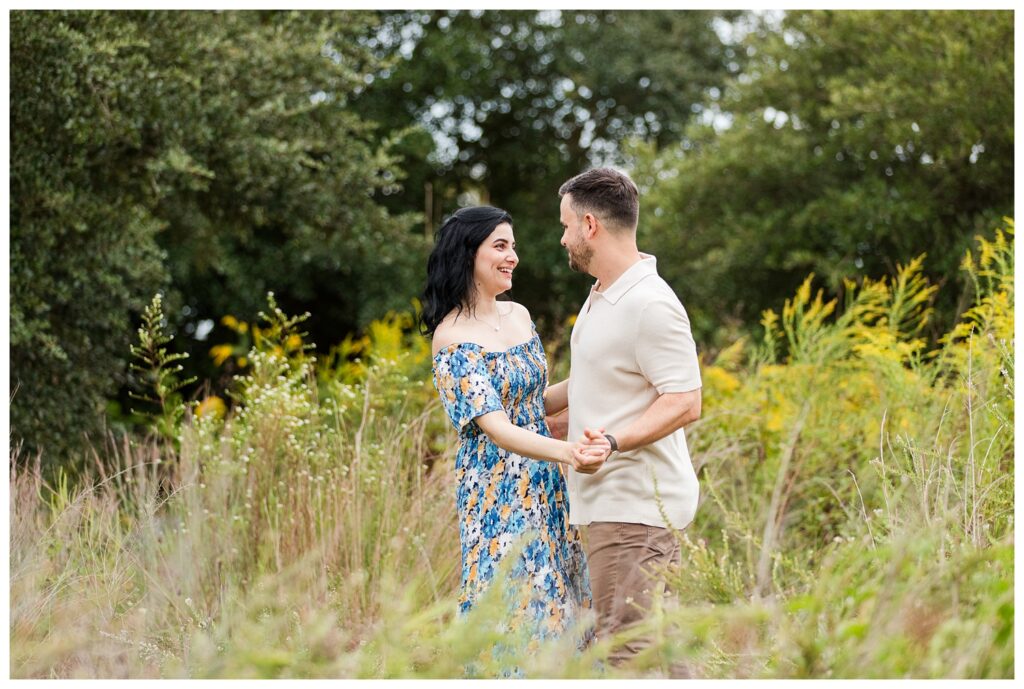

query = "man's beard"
[[566, 236, 593, 273]]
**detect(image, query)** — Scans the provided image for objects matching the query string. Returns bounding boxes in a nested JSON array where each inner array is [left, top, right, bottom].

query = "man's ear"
[[583, 213, 599, 238]]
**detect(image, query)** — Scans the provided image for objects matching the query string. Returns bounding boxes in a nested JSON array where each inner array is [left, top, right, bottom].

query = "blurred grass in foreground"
[[10, 222, 1013, 678]]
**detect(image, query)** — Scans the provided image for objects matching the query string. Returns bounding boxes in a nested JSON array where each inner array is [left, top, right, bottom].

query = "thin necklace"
[[477, 304, 503, 331]]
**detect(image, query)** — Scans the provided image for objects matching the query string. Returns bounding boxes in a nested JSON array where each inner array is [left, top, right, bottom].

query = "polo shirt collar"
[[592, 253, 658, 305]]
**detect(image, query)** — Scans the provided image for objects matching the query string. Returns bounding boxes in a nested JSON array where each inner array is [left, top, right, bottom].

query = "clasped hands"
[[546, 411, 611, 474], [569, 427, 611, 475]]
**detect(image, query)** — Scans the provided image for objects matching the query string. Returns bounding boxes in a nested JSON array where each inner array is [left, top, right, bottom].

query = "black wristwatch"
[[603, 433, 619, 453]]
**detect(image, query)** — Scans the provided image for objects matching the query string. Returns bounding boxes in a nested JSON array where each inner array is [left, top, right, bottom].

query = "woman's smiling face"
[[473, 222, 518, 296]]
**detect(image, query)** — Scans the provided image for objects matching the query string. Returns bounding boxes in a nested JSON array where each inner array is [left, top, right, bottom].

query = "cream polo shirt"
[[566, 254, 702, 529]]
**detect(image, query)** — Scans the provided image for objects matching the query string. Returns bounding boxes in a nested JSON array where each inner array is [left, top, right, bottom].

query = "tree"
[[633, 10, 1014, 345], [353, 10, 743, 326], [10, 11, 422, 467], [11, 11, 169, 465]]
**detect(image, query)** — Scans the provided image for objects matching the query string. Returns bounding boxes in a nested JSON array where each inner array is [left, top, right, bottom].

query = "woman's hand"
[[570, 427, 611, 474]]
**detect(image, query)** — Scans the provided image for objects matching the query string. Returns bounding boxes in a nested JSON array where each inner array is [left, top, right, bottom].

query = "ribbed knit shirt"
[[566, 254, 702, 529]]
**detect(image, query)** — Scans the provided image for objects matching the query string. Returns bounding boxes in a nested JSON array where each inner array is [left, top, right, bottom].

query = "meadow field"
[[9, 224, 1014, 679]]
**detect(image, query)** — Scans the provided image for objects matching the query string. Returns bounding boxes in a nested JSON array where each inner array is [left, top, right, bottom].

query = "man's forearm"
[[613, 389, 701, 453], [543, 379, 570, 415]]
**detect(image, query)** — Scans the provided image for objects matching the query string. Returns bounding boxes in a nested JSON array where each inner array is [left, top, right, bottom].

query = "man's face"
[[559, 194, 593, 274]]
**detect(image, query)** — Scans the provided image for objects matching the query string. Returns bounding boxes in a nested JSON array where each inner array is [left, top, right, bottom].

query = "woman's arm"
[[543, 378, 569, 415], [475, 409, 607, 472]]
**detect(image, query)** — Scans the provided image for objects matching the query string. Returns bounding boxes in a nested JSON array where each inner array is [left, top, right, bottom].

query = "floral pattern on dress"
[[432, 325, 593, 644]]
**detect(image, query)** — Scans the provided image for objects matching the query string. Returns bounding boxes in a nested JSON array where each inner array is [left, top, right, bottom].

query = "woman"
[[421, 205, 606, 644]]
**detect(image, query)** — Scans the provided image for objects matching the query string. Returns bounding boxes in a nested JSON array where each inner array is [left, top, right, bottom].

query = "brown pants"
[[586, 521, 681, 666]]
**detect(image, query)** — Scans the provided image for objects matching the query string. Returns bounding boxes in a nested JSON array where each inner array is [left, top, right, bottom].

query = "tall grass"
[[10, 223, 1014, 678], [648, 221, 1014, 678]]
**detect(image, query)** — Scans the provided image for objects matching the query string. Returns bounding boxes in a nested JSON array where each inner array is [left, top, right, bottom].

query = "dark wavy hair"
[[419, 205, 514, 336]]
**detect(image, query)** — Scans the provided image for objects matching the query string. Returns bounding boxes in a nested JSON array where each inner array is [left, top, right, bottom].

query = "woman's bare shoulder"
[[431, 310, 473, 356], [504, 301, 534, 330], [504, 300, 531, 319]]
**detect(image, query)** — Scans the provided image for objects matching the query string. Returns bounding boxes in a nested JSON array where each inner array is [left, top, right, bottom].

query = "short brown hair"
[[558, 167, 639, 231]]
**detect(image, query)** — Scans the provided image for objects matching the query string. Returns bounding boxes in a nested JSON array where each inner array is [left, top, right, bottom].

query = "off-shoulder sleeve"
[[432, 346, 504, 433]]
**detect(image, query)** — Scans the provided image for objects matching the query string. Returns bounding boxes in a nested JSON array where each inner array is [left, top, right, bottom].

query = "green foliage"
[[10, 10, 423, 467], [10, 224, 1012, 678], [10, 11, 170, 466], [671, 223, 1013, 677], [13, 9, 1014, 479], [8, 8, 1015, 677], [10, 295, 457, 678], [354, 10, 743, 326], [134, 11, 428, 342], [129, 294, 198, 439], [634, 10, 1013, 346]]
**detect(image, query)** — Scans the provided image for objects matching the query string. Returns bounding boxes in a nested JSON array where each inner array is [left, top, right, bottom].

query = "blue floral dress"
[[432, 325, 593, 643]]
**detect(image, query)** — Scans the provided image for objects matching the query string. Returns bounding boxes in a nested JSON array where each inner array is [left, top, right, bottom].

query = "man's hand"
[[571, 427, 610, 474], [545, 409, 569, 440]]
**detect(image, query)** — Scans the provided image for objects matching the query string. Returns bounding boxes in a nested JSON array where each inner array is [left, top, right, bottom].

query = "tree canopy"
[[10, 10, 1014, 467], [353, 10, 743, 324], [11, 10, 423, 465], [632, 10, 1013, 344]]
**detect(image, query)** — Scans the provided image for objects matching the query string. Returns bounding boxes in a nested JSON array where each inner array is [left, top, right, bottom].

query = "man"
[[543, 167, 702, 667]]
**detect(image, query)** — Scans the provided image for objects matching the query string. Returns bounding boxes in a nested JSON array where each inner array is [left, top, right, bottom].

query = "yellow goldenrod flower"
[[702, 365, 741, 396], [210, 344, 234, 366], [195, 396, 227, 420]]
